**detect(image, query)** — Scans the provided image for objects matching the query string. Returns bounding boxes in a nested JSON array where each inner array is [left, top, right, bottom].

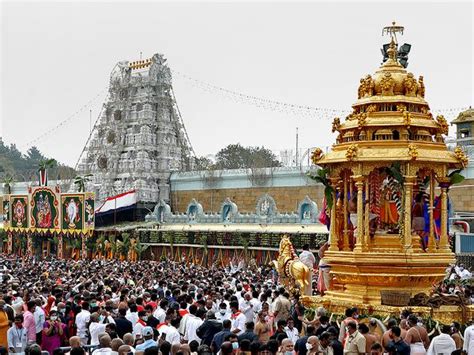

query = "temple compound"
[[77, 54, 193, 214], [277, 23, 473, 323]]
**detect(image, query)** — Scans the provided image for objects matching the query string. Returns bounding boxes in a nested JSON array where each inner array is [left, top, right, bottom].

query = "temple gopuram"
[[279, 23, 472, 323]]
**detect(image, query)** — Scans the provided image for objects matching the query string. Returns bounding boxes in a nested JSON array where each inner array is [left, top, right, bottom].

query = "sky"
[[1, 0, 473, 167]]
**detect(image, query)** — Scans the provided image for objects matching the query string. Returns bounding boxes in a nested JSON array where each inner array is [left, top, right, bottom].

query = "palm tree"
[[119, 233, 132, 258], [74, 174, 93, 192], [2, 176, 14, 194], [134, 239, 149, 261], [307, 168, 335, 209], [96, 234, 106, 257], [109, 235, 117, 258], [38, 159, 57, 186], [38, 158, 57, 171]]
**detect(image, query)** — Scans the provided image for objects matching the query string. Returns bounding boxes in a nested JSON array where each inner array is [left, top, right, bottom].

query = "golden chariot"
[[275, 23, 473, 324]]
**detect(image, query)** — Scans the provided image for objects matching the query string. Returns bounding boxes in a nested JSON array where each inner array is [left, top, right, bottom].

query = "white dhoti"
[[410, 342, 426, 355]]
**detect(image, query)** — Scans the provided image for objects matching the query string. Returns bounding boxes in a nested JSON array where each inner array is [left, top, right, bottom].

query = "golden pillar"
[[439, 182, 450, 252], [329, 178, 338, 251], [343, 174, 349, 251], [403, 176, 415, 251], [353, 176, 364, 252], [364, 178, 369, 251], [428, 173, 436, 252]]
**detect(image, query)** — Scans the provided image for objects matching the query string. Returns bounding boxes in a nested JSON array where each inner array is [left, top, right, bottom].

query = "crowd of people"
[[0, 255, 472, 355]]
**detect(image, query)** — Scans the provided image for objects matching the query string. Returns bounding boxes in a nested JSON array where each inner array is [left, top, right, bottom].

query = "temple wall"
[[170, 185, 324, 213], [446, 178, 474, 213], [169, 169, 474, 214], [170, 167, 324, 213]]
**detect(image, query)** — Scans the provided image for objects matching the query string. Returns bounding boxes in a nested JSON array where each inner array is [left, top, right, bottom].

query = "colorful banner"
[[11, 196, 28, 229], [84, 193, 95, 229], [2, 197, 10, 228], [30, 187, 59, 229], [61, 194, 83, 230]]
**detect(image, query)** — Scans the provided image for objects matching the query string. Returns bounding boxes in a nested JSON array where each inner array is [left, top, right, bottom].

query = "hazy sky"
[[1, 1, 473, 167]]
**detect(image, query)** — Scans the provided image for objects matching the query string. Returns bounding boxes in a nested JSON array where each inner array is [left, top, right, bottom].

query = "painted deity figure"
[[37, 194, 52, 228], [67, 199, 78, 228], [380, 182, 399, 230]]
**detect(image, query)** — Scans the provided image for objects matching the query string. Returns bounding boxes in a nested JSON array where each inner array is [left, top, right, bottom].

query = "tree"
[[38, 158, 57, 171], [2, 176, 14, 194], [307, 168, 334, 209], [26, 146, 45, 166], [74, 174, 93, 192], [214, 144, 281, 169], [193, 156, 214, 170], [134, 239, 149, 261]]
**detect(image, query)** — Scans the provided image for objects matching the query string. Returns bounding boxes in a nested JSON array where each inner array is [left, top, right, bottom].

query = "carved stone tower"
[[78, 54, 193, 208]]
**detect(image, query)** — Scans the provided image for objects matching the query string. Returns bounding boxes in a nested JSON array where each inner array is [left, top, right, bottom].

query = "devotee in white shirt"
[[427, 325, 456, 355]]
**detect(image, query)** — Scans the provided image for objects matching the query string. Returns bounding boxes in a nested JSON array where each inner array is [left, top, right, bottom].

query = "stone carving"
[[220, 198, 238, 222], [146, 195, 322, 225], [77, 53, 193, 204], [297, 196, 318, 223], [186, 199, 204, 222], [256, 194, 277, 220]]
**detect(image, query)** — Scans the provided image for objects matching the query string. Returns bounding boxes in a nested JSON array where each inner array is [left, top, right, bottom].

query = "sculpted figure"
[[364, 75, 375, 96], [380, 72, 395, 96], [403, 73, 418, 96], [417, 75, 425, 97]]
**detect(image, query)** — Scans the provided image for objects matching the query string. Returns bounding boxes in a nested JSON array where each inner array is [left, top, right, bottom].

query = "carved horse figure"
[[273, 235, 310, 294]]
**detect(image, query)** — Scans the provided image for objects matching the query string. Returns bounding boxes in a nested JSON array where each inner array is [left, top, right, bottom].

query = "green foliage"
[[134, 239, 149, 261], [448, 169, 465, 185], [2, 175, 14, 194], [74, 174, 93, 192], [307, 168, 334, 209], [96, 234, 106, 254], [194, 157, 214, 171], [117, 232, 131, 257], [213, 144, 281, 170], [0, 139, 75, 182], [385, 162, 404, 185], [38, 159, 57, 172]]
